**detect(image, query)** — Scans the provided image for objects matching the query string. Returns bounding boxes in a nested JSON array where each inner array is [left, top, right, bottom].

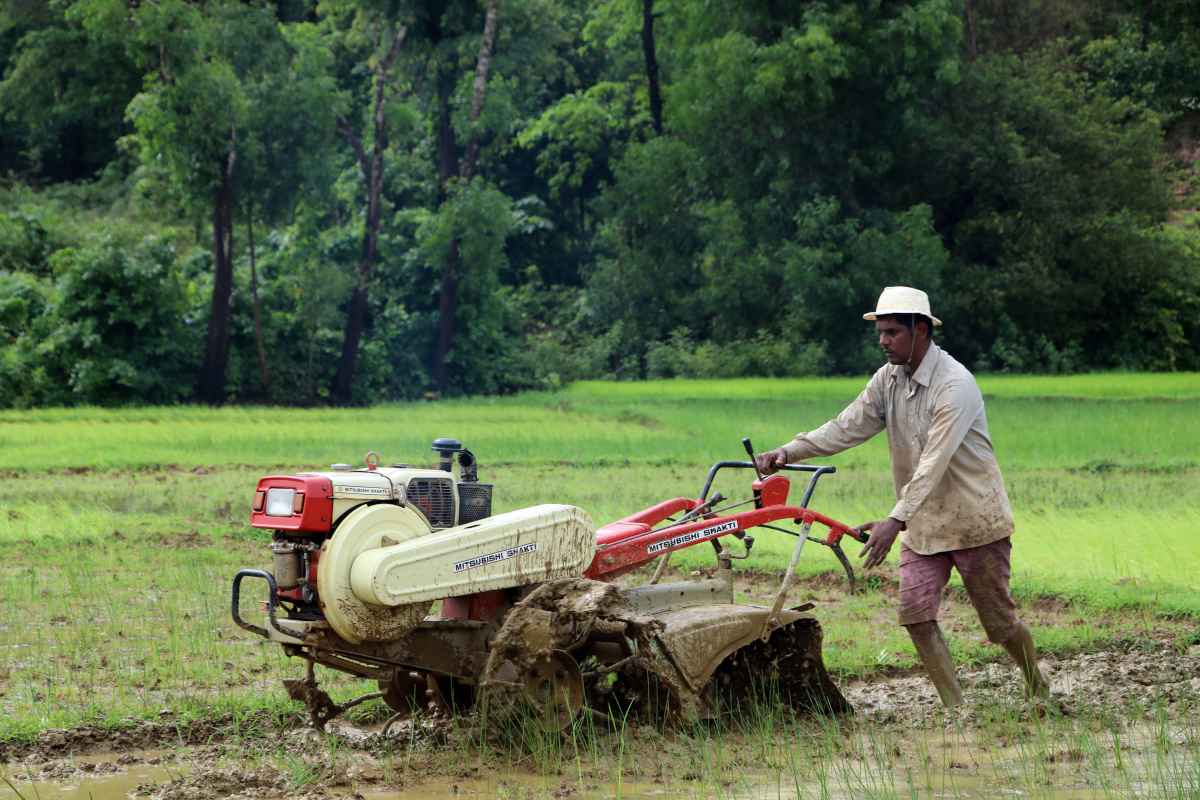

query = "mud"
[[4, 642, 1198, 799], [480, 578, 670, 724], [1, 717, 245, 763], [844, 641, 1200, 726]]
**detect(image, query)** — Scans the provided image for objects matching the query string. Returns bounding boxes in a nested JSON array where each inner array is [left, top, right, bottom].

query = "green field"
[[1, 374, 1198, 743]]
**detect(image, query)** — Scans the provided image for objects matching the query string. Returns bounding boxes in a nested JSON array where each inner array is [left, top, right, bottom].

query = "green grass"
[[0, 373, 1198, 742], [2, 372, 1198, 472]]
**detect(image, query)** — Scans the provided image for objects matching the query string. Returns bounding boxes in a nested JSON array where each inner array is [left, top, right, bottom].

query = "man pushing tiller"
[[755, 286, 1051, 708]]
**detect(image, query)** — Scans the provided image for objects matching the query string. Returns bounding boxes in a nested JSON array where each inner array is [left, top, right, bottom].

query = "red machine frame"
[[586, 459, 867, 584]]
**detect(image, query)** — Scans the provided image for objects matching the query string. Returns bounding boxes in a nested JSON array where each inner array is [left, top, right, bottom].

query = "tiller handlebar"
[[585, 454, 867, 590]]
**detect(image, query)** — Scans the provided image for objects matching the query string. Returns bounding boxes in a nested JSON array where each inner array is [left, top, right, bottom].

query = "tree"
[[902, 48, 1178, 369], [640, 0, 662, 135], [237, 20, 342, 398], [122, 0, 337, 403], [0, 0, 142, 180], [431, 0, 501, 393], [328, 15, 409, 405]]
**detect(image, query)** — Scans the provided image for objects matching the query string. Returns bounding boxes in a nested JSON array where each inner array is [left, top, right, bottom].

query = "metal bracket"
[[231, 568, 293, 639], [762, 518, 813, 639]]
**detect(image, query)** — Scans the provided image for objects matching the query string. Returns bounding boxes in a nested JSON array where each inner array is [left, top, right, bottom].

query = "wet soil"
[[4, 640, 1197, 799], [843, 641, 1200, 726]]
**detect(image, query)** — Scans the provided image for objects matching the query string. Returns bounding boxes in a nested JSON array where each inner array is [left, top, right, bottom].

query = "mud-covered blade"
[[652, 604, 851, 715]]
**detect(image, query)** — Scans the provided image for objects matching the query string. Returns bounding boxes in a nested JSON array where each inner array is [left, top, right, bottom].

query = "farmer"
[[754, 286, 1050, 708]]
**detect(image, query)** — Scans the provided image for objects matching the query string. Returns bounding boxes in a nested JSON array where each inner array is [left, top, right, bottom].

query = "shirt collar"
[[910, 341, 941, 388]]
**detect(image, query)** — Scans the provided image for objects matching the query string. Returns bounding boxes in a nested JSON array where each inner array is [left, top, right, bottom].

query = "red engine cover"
[[250, 474, 334, 533]]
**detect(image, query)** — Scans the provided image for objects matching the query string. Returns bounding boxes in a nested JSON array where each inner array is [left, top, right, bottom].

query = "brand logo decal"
[[647, 520, 739, 554], [337, 485, 389, 497], [454, 542, 538, 573]]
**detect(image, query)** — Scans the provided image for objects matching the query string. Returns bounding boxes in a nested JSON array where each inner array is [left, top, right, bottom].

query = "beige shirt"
[[780, 343, 1013, 555]]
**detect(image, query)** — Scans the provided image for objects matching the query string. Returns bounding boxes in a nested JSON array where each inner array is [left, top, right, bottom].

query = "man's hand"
[[857, 517, 904, 569], [754, 447, 788, 475]]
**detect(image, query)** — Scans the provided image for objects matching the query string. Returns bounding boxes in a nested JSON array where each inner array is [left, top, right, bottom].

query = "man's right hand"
[[754, 447, 788, 475]]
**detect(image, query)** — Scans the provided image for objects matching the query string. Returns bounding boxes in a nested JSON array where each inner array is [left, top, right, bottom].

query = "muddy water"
[[5, 723, 1184, 800], [3, 751, 182, 800], [6, 646, 1197, 799]]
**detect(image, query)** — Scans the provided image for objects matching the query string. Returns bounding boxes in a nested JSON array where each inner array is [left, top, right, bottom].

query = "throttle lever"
[[742, 437, 764, 479]]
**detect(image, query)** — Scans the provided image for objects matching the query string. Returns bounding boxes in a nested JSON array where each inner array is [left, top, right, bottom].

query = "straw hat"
[[862, 286, 942, 326]]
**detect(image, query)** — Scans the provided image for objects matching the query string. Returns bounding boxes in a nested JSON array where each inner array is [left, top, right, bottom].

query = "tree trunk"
[[641, 0, 663, 135], [331, 25, 407, 405], [460, 0, 500, 181], [964, 0, 978, 61], [436, 67, 458, 198], [197, 144, 236, 405], [246, 204, 270, 397], [433, 0, 500, 393]]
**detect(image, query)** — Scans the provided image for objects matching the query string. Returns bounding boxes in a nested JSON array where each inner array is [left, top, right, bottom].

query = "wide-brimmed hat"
[[862, 286, 942, 326]]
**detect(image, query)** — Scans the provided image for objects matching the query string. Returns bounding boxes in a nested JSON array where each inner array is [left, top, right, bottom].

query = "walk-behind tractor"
[[232, 438, 867, 731]]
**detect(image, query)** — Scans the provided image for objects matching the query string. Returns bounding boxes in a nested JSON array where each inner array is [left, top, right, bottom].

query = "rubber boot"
[[905, 621, 963, 708], [902, 618, 964, 705], [999, 622, 1051, 700]]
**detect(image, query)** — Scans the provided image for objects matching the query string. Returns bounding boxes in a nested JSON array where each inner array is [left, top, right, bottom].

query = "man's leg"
[[955, 538, 1050, 699], [998, 622, 1050, 699], [905, 620, 963, 707], [898, 544, 961, 708]]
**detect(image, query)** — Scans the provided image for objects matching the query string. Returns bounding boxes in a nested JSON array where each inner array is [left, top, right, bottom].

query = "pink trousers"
[[898, 536, 1019, 644]]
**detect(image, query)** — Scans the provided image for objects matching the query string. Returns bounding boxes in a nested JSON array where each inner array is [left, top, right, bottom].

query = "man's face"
[[876, 318, 917, 364]]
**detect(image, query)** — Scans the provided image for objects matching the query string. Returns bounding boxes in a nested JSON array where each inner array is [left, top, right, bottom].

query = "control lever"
[[742, 437, 764, 479]]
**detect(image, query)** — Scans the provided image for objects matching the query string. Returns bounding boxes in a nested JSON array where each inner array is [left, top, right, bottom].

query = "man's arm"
[[887, 378, 981, 524], [757, 372, 886, 473]]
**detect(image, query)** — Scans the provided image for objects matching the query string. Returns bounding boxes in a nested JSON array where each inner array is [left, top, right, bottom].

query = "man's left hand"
[[856, 517, 904, 569]]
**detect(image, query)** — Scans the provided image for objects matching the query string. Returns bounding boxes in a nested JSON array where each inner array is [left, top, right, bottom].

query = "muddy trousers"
[[898, 539, 1049, 707]]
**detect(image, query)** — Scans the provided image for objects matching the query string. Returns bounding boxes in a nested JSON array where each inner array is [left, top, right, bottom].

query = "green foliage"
[[0, 0, 142, 178], [517, 82, 650, 200], [241, 222, 355, 404], [588, 135, 706, 362], [0, 209, 58, 275], [2, 0, 1200, 405], [47, 236, 199, 404], [1079, 26, 1199, 114], [907, 47, 1196, 371], [0, 234, 199, 407], [646, 328, 830, 379], [418, 179, 519, 394]]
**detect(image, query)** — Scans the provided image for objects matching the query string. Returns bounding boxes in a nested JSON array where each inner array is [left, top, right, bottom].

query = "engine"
[[246, 438, 595, 644]]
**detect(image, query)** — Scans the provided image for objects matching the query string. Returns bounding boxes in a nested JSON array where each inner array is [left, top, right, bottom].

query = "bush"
[[0, 209, 59, 275], [647, 327, 830, 379], [11, 235, 201, 406]]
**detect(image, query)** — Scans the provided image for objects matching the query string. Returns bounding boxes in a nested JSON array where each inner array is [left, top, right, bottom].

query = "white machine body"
[[317, 500, 595, 643]]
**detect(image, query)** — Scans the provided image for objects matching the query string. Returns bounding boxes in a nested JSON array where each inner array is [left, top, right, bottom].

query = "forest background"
[[2, 0, 1199, 407]]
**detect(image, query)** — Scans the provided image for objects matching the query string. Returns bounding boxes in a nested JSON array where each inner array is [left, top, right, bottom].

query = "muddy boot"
[[905, 621, 963, 708], [1000, 622, 1051, 701]]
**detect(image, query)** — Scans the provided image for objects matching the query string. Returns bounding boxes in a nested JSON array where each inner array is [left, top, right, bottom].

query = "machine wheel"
[[523, 651, 586, 729], [378, 669, 431, 717], [480, 649, 585, 733]]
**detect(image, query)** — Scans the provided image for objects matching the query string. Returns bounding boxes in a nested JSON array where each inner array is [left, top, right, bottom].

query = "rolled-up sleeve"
[[888, 378, 981, 522], [781, 372, 886, 462]]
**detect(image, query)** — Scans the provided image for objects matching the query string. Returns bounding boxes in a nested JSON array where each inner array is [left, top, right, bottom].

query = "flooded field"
[[4, 644, 1197, 800], [2, 386, 1198, 799]]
